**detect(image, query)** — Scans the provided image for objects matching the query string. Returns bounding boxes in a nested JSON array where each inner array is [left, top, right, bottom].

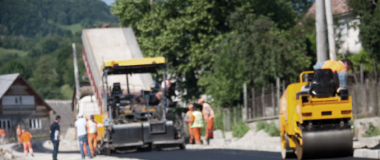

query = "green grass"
[[57, 23, 83, 34], [232, 122, 250, 138], [364, 122, 380, 137], [60, 84, 74, 100], [0, 47, 28, 57], [256, 121, 280, 137]]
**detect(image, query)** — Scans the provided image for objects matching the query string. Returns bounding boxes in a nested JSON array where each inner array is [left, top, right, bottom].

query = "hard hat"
[[77, 113, 83, 118]]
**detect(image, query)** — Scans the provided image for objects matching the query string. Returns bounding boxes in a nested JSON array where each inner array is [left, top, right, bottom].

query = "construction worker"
[[20, 129, 33, 157], [0, 128, 5, 145], [75, 113, 92, 159], [16, 125, 21, 145], [182, 104, 194, 144], [313, 59, 353, 90], [189, 105, 203, 145], [82, 115, 90, 156], [87, 115, 98, 157], [199, 98, 214, 145], [155, 77, 171, 102], [50, 115, 61, 160]]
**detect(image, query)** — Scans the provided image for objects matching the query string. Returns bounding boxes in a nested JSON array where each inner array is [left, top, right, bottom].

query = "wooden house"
[[0, 73, 53, 141]]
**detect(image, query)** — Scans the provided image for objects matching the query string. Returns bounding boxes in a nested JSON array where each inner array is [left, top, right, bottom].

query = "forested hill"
[[0, 0, 118, 37], [0, 0, 118, 100]]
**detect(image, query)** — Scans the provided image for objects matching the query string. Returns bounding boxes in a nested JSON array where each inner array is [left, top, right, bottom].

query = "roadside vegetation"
[[364, 123, 380, 137], [0, 0, 118, 99], [256, 121, 280, 137], [232, 122, 250, 138]]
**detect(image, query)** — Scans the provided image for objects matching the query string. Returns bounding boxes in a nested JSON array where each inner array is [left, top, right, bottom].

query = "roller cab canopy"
[[102, 57, 165, 75]]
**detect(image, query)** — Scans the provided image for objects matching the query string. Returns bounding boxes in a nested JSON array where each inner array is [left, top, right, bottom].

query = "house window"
[[29, 119, 41, 129], [2, 96, 35, 105], [0, 119, 11, 131]]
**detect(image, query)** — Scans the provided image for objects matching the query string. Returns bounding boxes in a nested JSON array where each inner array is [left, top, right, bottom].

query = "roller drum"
[[297, 129, 353, 159]]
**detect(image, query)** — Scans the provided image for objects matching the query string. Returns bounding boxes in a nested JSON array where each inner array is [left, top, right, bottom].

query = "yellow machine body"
[[279, 71, 353, 159], [94, 114, 105, 141]]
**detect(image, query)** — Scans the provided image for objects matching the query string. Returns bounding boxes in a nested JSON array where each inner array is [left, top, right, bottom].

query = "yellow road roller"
[[280, 69, 353, 160]]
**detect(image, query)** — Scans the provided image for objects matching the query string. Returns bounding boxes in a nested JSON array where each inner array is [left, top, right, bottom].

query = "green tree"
[[347, 0, 380, 62], [284, 0, 315, 16], [0, 0, 118, 37], [56, 45, 73, 86], [0, 60, 31, 79], [41, 36, 60, 54], [198, 10, 311, 107], [0, 54, 19, 67], [29, 55, 62, 98], [112, 0, 297, 101]]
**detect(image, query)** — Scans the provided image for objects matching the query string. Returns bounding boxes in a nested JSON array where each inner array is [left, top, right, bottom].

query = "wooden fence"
[[223, 106, 243, 131], [243, 79, 285, 122], [349, 81, 380, 118], [243, 80, 380, 122]]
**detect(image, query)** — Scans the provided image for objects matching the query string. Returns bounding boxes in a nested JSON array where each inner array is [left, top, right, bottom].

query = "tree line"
[[0, 0, 117, 99], [112, 0, 380, 107], [111, 0, 317, 107]]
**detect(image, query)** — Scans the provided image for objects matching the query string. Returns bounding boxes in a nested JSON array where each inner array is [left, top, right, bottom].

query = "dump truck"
[[279, 69, 353, 160], [81, 27, 184, 154]]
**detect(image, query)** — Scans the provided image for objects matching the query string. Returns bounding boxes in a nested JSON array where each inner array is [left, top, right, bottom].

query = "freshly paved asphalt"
[[12, 143, 374, 160], [111, 149, 373, 160]]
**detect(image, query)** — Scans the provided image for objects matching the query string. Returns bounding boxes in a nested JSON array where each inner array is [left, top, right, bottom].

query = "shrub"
[[364, 122, 380, 137], [256, 121, 280, 137], [232, 122, 250, 138]]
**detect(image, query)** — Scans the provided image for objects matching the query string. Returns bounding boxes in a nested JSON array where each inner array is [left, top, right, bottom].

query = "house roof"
[[304, 0, 351, 18], [0, 73, 54, 112], [46, 100, 74, 124], [0, 73, 20, 98]]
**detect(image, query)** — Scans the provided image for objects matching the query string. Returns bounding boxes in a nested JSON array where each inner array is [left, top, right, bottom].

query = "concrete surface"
[[353, 117, 380, 138], [0, 141, 139, 160]]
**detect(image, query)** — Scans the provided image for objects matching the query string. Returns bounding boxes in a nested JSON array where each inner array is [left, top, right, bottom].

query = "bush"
[[364, 122, 380, 137], [256, 121, 280, 137], [232, 122, 250, 138]]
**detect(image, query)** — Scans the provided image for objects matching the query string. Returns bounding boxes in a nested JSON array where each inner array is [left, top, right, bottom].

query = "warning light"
[[302, 113, 312, 116], [341, 110, 351, 114]]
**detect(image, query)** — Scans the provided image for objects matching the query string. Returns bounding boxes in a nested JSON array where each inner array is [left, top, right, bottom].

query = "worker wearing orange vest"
[[313, 59, 353, 89], [182, 104, 194, 144], [189, 106, 204, 145], [87, 115, 98, 157], [199, 98, 214, 145], [0, 128, 5, 145], [20, 129, 33, 157]]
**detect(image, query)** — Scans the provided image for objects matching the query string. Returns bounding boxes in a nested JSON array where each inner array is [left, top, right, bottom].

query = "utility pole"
[[316, 0, 328, 62], [325, 0, 337, 61], [72, 43, 81, 114]]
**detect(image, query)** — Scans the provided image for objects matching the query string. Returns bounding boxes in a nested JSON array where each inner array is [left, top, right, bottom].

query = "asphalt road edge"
[[186, 143, 380, 159]]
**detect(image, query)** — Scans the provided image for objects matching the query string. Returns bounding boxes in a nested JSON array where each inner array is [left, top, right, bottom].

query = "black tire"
[[152, 144, 161, 151], [139, 143, 152, 152], [179, 143, 186, 150], [106, 148, 111, 155]]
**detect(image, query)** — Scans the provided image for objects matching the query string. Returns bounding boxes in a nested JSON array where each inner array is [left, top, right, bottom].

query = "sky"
[[101, 0, 114, 5]]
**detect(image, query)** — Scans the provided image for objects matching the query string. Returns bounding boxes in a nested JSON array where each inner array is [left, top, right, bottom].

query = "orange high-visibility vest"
[[321, 60, 346, 73]]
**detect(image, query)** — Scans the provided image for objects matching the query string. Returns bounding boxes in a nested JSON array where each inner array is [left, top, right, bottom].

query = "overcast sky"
[[101, 0, 114, 5]]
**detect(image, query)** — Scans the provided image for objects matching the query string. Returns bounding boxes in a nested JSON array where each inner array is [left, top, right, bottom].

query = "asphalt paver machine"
[[280, 69, 353, 160], [98, 57, 185, 155]]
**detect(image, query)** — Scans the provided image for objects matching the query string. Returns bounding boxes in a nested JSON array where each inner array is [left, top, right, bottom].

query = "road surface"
[[11, 142, 374, 160]]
